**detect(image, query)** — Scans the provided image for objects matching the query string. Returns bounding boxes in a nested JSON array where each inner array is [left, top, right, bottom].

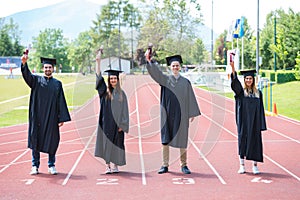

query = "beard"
[[44, 70, 53, 77]]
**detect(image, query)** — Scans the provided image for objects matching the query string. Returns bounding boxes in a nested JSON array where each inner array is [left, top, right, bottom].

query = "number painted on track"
[[21, 179, 35, 185], [172, 178, 195, 185], [96, 178, 119, 185], [251, 177, 272, 184]]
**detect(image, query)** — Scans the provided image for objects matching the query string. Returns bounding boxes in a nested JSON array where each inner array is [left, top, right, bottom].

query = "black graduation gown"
[[94, 74, 129, 166], [146, 62, 201, 148], [21, 63, 71, 155], [231, 72, 267, 162]]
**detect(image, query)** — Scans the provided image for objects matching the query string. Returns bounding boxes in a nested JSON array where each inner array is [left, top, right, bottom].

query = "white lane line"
[[189, 138, 227, 185], [198, 104, 300, 183], [62, 131, 95, 185], [0, 95, 29, 105], [0, 149, 29, 174], [0, 139, 27, 146], [194, 89, 300, 144], [277, 115, 300, 126], [266, 127, 300, 144], [264, 154, 300, 182], [133, 77, 147, 185], [0, 78, 87, 106], [145, 79, 226, 184]]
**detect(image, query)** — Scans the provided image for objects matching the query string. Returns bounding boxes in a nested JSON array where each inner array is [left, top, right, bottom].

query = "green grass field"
[[0, 74, 299, 128], [0, 74, 97, 127]]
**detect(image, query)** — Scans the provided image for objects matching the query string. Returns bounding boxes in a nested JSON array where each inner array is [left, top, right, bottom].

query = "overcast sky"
[[0, 0, 298, 34]]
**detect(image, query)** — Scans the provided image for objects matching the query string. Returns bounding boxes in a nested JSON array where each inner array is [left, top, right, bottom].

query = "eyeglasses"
[[109, 77, 117, 80]]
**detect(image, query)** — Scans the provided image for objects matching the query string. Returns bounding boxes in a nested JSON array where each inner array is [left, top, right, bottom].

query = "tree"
[[0, 18, 23, 56], [262, 8, 300, 70], [90, 0, 140, 69], [190, 38, 206, 64], [136, 0, 204, 65], [31, 28, 70, 72], [214, 32, 226, 65], [67, 30, 93, 73]]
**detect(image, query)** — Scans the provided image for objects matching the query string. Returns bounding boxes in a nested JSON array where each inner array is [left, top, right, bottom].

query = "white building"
[[101, 57, 131, 74]]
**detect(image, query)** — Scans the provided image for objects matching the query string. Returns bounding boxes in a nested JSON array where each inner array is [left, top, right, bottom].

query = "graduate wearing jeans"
[[21, 54, 71, 175]]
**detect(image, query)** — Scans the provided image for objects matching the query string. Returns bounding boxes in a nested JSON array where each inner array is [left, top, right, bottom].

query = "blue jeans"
[[32, 150, 56, 168]]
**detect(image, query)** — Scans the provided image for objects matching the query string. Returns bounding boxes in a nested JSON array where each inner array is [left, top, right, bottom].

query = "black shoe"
[[181, 166, 191, 174], [158, 166, 168, 174]]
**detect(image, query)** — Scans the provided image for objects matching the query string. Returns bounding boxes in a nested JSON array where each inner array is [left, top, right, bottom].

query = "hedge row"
[[260, 70, 298, 83]]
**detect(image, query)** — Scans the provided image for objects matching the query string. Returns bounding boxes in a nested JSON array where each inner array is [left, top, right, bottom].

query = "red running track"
[[0, 75, 299, 200]]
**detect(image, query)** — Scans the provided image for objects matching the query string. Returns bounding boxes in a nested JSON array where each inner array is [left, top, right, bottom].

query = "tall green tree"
[[31, 28, 70, 72], [67, 30, 93, 73], [190, 38, 206, 64], [137, 0, 204, 65], [0, 18, 23, 56], [261, 8, 300, 70], [91, 0, 140, 60]]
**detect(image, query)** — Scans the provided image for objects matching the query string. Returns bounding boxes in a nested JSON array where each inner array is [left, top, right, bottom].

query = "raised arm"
[[95, 47, 107, 97], [96, 48, 103, 76], [230, 61, 243, 96], [145, 48, 167, 86], [21, 54, 35, 88]]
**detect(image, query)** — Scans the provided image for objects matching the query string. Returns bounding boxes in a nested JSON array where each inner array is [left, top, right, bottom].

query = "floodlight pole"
[[256, 0, 260, 75], [211, 0, 214, 69], [274, 15, 277, 72]]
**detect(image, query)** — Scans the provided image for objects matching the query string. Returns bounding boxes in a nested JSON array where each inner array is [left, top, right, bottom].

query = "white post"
[[242, 37, 244, 69]]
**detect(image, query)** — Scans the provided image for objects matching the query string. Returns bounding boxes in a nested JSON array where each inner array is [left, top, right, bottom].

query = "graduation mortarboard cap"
[[166, 55, 183, 66], [40, 57, 56, 66], [104, 69, 123, 77], [240, 69, 257, 77]]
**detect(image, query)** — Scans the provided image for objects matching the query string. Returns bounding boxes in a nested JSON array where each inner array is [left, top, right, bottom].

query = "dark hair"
[[106, 75, 123, 101]]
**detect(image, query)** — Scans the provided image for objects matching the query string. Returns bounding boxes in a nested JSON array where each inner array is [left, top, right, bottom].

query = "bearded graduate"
[[94, 49, 129, 174], [230, 61, 267, 175], [21, 55, 71, 175]]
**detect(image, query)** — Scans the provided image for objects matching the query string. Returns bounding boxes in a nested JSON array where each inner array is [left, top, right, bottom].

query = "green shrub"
[[270, 72, 276, 82], [276, 72, 296, 83]]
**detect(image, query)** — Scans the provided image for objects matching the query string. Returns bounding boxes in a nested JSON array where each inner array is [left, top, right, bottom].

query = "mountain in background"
[[8, 0, 101, 46], [5, 0, 217, 50]]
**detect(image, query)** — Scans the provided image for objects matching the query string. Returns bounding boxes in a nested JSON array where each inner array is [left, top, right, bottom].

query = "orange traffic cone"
[[273, 103, 278, 115]]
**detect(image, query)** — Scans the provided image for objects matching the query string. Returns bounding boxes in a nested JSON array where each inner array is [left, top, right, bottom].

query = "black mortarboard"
[[40, 57, 56, 66], [104, 69, 123, 77], [240, 69, 256, 77], [166, 55, 183, 66]]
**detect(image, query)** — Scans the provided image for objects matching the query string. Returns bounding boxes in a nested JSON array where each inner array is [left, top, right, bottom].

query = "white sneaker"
[[112, 165, 119, 173], [48, 166, 58, 175], [105, 166, 112, 174], [30, 166, 39, 175], [238, 165, 245, 174], [252, 165, 260, 174]]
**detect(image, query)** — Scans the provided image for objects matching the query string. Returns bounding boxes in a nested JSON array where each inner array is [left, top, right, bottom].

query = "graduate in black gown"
[[230, 61, 267, 174], [21, 54, 71, 175], [145, 51, 201, 174], [94, 50, 129, 174]]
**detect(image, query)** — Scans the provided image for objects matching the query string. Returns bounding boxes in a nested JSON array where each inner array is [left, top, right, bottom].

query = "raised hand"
[[21, 54, 28, 65], [95, 46, 103, 75]]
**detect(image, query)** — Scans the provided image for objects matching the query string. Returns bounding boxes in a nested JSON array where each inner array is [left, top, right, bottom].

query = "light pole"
[[274, 15, 277, 72], [211, 0, 214, 69], [256, 0, 260, 75]]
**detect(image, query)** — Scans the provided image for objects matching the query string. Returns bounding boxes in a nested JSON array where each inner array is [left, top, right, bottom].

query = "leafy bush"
[[276, 72, 296, 83]]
